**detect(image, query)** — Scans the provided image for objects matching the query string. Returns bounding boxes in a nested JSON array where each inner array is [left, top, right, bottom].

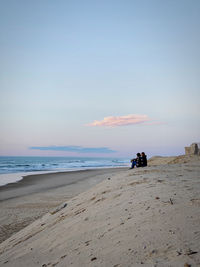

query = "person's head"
[[137, 153, 141, 157], [141, 152, 146, 156]]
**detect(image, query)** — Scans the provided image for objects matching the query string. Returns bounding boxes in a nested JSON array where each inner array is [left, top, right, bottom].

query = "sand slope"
[[0, 168, 126, 243], [0, 156, 200, 267]]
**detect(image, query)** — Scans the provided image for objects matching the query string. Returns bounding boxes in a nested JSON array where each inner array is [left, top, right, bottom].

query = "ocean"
[[0, 156, 129, 186]]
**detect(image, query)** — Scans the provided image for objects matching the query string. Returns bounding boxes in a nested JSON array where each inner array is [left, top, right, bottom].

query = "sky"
[[0, 0, 200, 158]]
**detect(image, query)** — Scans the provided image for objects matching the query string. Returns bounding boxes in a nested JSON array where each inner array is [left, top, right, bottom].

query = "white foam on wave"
[[0, 172, 25, 186], [0, 171, 63, 187]]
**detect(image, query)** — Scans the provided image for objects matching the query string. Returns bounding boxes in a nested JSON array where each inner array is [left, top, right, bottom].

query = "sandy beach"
[[0, 168, 126, 243], [1, 0, 199, 265], [0, 155, 200, 266]]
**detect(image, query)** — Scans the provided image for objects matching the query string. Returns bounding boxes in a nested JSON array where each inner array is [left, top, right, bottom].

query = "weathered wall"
[[185, 143, 200, 155]]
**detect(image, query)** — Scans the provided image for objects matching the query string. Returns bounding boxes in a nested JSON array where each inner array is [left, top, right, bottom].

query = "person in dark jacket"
[[141, 152, 147, 167], [130, 153, 141, 169]]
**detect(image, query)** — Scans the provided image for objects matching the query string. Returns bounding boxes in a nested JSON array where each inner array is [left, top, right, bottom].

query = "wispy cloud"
[[29, 146, 116, 153], [87, 114, 150, 127]]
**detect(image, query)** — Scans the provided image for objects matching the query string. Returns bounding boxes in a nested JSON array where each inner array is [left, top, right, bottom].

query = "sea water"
[[0, 156, 129, 186]]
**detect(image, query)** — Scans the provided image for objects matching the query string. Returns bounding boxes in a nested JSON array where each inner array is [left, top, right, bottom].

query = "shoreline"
[[0, 167, 127, 201], [0, 165, 129, 188]]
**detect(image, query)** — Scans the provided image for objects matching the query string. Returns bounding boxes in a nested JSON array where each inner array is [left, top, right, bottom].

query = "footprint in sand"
[[94, 197, 106, 203], [101, 190, 111, 194], [74, 208, 86, 215]]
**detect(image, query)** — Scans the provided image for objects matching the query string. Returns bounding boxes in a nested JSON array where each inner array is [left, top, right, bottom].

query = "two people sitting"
[[130, 152, 147, 169]]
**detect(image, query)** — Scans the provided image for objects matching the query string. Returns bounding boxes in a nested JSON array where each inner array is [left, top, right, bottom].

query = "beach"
[[0, 155, 200, 266], [0, 167, 126, 243]]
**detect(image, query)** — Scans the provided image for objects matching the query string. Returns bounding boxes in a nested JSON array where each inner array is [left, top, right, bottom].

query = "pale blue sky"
[[0, 0, 200, 157]]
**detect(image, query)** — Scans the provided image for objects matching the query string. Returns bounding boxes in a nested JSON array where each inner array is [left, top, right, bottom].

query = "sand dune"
[[148, 154, 199, 166]]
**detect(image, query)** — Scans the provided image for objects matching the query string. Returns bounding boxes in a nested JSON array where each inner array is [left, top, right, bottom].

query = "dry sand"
[[0, 155, 200, 266], [0, 168, 126, 243]]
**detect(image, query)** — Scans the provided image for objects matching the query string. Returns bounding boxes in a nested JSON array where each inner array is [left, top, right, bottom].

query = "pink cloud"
[[87, 114, 150, 127]]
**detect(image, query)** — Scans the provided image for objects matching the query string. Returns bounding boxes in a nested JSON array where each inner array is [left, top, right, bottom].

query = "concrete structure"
[[185, 143, 200, 155]]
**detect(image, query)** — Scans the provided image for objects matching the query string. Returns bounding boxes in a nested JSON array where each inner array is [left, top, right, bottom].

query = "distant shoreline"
[[0, 165, 128, 189]]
